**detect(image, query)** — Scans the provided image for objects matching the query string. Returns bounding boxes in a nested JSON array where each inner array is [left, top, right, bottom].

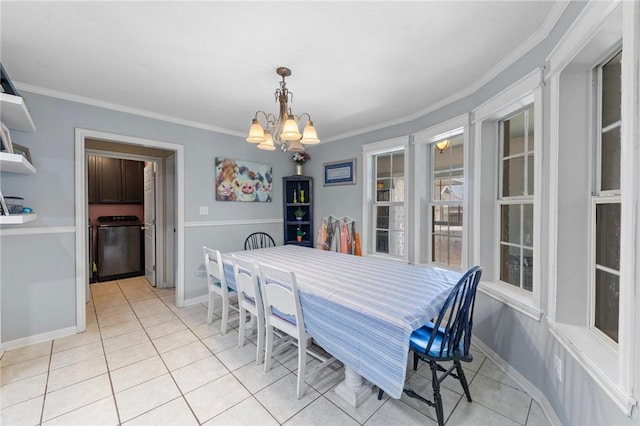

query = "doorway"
[[75, 129, 185, 334]]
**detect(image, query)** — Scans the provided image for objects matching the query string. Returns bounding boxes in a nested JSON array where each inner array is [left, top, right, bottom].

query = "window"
[[498, 106, 534, 291], [373, 150, 405, 257], [592, 51, 621, 343], [472, 68, 542, 319], [547, 1, 636, 413], [430, 135, 464, 269], [362, 137, 409, 260]]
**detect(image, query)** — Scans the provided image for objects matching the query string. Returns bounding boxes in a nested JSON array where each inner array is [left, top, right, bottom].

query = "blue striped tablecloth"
[[222, 245, 462, 399]]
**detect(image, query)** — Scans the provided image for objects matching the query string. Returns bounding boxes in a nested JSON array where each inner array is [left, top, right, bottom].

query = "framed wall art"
[[323, 158, 356, 186], [12, 143, 32, 164], [215, 157, 273, 202]]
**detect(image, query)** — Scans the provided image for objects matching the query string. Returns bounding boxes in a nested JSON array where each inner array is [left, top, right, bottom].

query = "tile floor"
[[1, 277, 551, 425]]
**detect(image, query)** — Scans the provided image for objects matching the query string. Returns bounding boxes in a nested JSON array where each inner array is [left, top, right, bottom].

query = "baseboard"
[[473, 338, 563, 426], [183, 294, 209, 306], [0, 326, 77, 352]]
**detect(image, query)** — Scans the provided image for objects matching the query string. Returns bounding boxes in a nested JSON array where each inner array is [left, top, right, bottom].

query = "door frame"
[[75, 128, 185, 333]]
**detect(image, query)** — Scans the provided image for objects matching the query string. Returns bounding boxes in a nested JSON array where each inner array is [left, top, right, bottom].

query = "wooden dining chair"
[[377, 266, 482, 426], [203, 246, 238, 334], [244, 232, 276, 250], [232, 257, 265, 365], [259, 263, 336, 399]]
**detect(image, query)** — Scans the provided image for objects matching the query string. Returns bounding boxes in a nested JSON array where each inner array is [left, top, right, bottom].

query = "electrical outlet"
[[199, 206, 208, 215], [555, 356, 563, 382]]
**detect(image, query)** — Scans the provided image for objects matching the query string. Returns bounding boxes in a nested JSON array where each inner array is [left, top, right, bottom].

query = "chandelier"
[[246, 67, 319, 152]]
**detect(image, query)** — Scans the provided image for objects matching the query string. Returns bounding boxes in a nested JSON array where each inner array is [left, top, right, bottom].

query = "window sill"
[[478, 281, 543, 321], [548, 320, 637, 415]]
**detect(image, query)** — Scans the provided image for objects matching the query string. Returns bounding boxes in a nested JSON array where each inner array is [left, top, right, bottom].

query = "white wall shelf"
[[0, 213, 37, 224], [0, 152, 36, 174], [0, 93, 36, 132]]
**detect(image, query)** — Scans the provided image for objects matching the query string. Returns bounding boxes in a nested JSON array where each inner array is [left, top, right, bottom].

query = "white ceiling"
[[1, 1, 566, 143]]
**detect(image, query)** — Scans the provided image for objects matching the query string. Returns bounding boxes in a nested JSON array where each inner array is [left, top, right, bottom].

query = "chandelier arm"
[[253, 110, 270, 123]]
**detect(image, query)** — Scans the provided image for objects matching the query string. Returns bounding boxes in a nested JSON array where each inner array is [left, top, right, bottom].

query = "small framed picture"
[[323, 158, 357, 186], [0, 121, 13, 154], [12, 143, 32, 164]]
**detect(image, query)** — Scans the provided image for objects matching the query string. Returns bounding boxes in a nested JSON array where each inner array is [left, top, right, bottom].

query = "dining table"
[[221, 244, 462, 407]]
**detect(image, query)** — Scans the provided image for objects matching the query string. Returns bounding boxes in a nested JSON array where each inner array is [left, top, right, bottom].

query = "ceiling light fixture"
[[435, 139, 450, 153], [246, 67, 319, 152]]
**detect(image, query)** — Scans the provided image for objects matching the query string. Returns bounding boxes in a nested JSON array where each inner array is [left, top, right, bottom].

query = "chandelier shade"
[[246, 67, 319, 152], [435, 139, 451, 153]]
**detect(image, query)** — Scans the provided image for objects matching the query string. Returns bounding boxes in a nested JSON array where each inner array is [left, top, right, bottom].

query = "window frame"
[[545, 0, 637, 414], [362, 137, 410, 261], [413, 114, 469, 269], [472, 69, 544, 321]]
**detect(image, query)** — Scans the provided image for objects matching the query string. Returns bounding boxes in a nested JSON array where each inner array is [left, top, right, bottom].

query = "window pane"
[[394, 152, 405, 175], [595, 203, 621, 270], [602, 51, 622, 128], [601, 126, 621, 191], [389, 230, 405, 257], [594, 269, 619, 343], [523, 248, 533, 291], [527, 154, 534, 196], [376, 155, 391, 179], [501, 204, 521, 244], [503, 114, 525, 157], [503, 158, 525, 197], [391, 177, 405, 202], [376, 230, 389, 253], [376, 184, 390, 201], [500, 244, 520, 287], [522, 204, 533, 247], [449, 236, 462, 269], [389, 205, 405, 230], [527, 105, 535, 149], [432, 234, 447, 264], [431, 206, 463, 268], [376, 206, 389, 229]]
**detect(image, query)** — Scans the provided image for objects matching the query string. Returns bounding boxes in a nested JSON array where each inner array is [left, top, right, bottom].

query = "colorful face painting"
[[215, 158, 273, 202]]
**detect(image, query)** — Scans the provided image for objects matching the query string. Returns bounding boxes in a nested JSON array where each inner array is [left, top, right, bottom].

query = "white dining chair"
[[203, 246, 238, 334], [232, 257, 264, 365], [259, 263, 336, 399]]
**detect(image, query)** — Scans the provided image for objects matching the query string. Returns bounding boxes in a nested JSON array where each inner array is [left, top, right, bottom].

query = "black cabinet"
[[283, 175, 313, 247], [89, 156, 144, 204]]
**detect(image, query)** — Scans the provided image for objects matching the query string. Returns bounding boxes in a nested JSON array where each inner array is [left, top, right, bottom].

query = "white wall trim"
[[545, 0, 622, 79], [472, 68, 542, 123], [0, 226, 75, 236], [412, 113, 469, 145], [184, 218, 282, 228], [0, 326, 76, 352], [473, 337, 563, 426], [183, 294, 209, 307]]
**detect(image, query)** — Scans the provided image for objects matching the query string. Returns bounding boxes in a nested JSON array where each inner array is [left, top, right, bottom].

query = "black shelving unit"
[[283, 175, 313, 247]]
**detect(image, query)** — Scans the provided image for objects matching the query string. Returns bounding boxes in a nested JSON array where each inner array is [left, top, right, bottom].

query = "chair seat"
[[410, 322, 473, 362]]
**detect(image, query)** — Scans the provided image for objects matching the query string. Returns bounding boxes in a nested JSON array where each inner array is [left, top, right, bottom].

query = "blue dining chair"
[[378, 266, 482, 426]]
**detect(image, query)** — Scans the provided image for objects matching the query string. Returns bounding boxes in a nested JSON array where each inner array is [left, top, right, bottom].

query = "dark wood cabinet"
[[89, 156, 144, 204], [283, 175, 313, 247], [121, 160, 144, 203]]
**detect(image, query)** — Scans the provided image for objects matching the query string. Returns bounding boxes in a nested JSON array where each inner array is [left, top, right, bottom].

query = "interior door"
[[144, 163, 156, 286]]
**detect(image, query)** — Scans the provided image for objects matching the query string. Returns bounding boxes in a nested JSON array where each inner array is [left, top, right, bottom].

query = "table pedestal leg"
[[334, 366, 372, 407]]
